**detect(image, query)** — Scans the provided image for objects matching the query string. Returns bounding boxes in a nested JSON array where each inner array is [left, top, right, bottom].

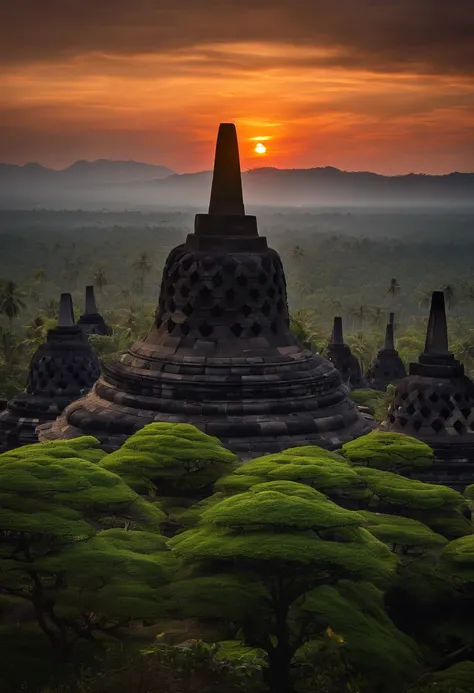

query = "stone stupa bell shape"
[[326, 317, 364, 389], [40, 123, 370, 453], [77, 285, 112, 336], [382, 292, 474, 490], [365, 316, 406, 391], [0, 293, 101, 451]]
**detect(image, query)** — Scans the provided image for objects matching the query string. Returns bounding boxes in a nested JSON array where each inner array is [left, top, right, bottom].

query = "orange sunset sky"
[[1, 0, 473, 175]]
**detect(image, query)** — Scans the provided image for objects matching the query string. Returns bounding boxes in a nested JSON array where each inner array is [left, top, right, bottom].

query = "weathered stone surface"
[[366, 320, 406, 391], [326, 316, 365, 389], [77, 285, 112, 336], [0, 293, 101, 451], [382, 292, 474, 489], [40, 124, 371, 454]]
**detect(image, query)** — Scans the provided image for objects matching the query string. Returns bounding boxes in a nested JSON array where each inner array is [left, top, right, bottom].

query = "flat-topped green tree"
[[215, 446, 370, 508], [169, 480, 398, 693], [100, 422, 237, 522], [0, 439, 169, 659], [353, 466, 471, 539], [341, 431, 434, 473]]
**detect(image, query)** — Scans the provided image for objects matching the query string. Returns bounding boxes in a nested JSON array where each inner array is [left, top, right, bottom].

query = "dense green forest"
[[2, 210, 474, 692], [1, 208, 474, 397]]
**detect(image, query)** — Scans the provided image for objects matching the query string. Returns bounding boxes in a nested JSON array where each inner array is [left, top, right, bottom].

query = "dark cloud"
[[1, 0, 474, 75]]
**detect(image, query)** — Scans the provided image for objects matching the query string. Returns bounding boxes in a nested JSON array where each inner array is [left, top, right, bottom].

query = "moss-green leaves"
[[341, 431, 434, 471]]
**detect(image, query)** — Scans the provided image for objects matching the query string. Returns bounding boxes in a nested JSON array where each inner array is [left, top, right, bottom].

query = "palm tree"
[[32, 268, 47, 284], [291, 245, 305, 261], [0, 281, 26, 331], [349, 304, 369, 330], [91, 267, 108, 298], [418, 290, 432, 310], [443, 284, 456, 311], [132, 252, 153, 295], [387, 278, 401, 304]]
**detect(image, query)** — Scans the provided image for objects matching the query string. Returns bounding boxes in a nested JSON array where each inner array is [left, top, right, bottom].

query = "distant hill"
[[0, 160, 473, 209]]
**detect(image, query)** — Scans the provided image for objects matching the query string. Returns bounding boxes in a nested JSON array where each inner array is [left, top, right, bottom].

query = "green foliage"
[[341, 430, 434, 472], [100, 423, 237, 500], [419, 662, 474, 692], [300, 581, 421, 689], [230, 448, 370, 505], [349, 388, 383, 411], [358, 510, 448, 553], [438, 534, 474, 585]]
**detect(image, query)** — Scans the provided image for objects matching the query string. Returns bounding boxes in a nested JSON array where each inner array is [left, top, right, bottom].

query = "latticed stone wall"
[[156, 245, 290, 344]]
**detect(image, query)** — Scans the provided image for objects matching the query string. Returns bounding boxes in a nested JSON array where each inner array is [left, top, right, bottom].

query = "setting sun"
[[254, 142, 267, 154]]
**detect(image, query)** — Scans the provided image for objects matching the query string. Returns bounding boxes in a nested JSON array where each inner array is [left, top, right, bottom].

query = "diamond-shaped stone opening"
[[440, 393, 451, 402], [199, 286, 213, 301], [277, 299, 285, 313], [412, 420, 422, 431], [211, 305, 223, 318], [267, 287, 276, 298], [168, 298, 176, 312], [167, 318, 176, 334], [190, 271, 200, 284], [258, 272, 267, 285], [231, 323, 243, 337], [167, 285, 175, 296], [199, 323, 213, 338], [406, 404, 416, 416], [170, 269, 180, 283], [398, 417, 407, 427], [420, 406, 431, 418], [262, 300, 271, 317], [454, 393, 462, 403], [271, 320, 278, 334], [250, 288, 260, 300], [236, 275, 248, 287], [225, 288, 236, 301], [180, 285, 190, 298], [242, 304, 252, 317], [417, 393, 424, 401], [212, 272, 223, 287], [181, 322, 190, 336], [183, 303, 194, 317], [461, 407, 471, 418], [156, 318, 163, 328], [251, 322, 262, 336], [428, 392, 439, 403], [453, 420, 465, 433], [431, 419, 443, 433], [439, 408, 451, 420], [400, 392, 408, 400]]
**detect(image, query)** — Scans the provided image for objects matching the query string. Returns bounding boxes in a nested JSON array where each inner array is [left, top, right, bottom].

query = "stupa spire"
[[84, 285, 98, 315], [330, 317, 344, 345], [208, 123, 245, 216], [424, 291, 449, 355], [383, 323, 395, 351], [57, 293, 74, 327]]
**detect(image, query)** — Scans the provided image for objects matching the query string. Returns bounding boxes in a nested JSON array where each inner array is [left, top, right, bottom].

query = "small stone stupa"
[[0, 293, 101, 451], [382, 292, 474, 489], [77, 285, 111, 336], [327, 317, 364, 389], [41, 123, 370, 454], [365, 314, 406, 390]]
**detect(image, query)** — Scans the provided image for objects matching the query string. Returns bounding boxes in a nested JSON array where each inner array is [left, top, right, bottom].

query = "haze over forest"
[[1, 159, 474, 210]]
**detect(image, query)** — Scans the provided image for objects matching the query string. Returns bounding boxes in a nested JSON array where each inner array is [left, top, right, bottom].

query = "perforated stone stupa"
[[41, 123, 370, 454], [77, 285, 111, 336], [365, 315, 406, 391], [0, 294, 101, 451], [382, 292, 474, 489], [326, 317, 364, 389]]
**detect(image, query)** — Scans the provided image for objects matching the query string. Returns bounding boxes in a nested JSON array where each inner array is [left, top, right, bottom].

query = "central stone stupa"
[[42, 124, 370, 453]]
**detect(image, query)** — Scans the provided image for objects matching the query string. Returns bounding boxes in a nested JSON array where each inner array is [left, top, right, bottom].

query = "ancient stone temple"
[[326, 317, 364, 389], [365, 317, 406, 391], [382, 292, 474, 489], [41, 123, 370, 454], [77, 285, 111, 336], [0, 294, 101, 451]]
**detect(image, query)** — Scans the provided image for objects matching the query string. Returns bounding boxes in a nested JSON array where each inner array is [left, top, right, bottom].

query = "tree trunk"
[[266, 648, 294, 693]]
